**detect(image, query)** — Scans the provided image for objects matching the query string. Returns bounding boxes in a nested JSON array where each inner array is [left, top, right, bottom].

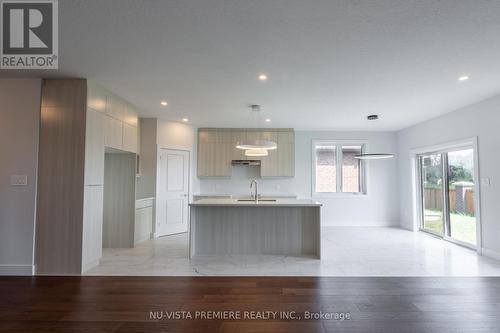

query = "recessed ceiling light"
[[458, 75, 470, 81], [265, 118, 271, 122], [258, 74, 268, 81], [182, 118, 189, 122], [160, 101, 168, 106]]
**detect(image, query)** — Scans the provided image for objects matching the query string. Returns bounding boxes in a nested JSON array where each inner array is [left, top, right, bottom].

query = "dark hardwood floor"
[[1, 276, 500, 332]]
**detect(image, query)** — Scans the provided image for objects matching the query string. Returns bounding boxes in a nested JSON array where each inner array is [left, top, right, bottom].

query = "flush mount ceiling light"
[[354, 153, 395, 160], [236, 104, 277, 150], [458, 75, 470, 81], [265, 118, 271, 122], [258, 74, 268, 81], [245, 149, 269, 157], [160, 101, 168, 106]]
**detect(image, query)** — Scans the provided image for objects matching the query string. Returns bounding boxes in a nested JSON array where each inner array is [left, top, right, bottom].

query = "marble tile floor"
[[85, 227, 500, 276]]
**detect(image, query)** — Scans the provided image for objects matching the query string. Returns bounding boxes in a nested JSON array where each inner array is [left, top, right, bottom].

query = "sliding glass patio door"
[[418, 148, 477, 248], [419, 153, 445, 236]]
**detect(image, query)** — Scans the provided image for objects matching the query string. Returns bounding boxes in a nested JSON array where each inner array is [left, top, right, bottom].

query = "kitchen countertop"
[[189, 198, 322, 207], [193, 194, 298, 199], [136, 197, 154, 201]]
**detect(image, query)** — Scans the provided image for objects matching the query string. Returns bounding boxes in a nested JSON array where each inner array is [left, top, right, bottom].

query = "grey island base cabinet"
[[189, 199, 322, 259]]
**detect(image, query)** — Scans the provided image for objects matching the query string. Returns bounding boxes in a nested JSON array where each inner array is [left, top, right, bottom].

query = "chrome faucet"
[[250, 179, 259, 202]]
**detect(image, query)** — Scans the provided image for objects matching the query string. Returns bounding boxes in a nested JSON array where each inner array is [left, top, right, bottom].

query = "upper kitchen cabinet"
[[123, 103, 139, 127], [261, 129, 294, 178], [197, 128, 294, 178], [87, 83, 107, 113], [197, 128, 232, 177], [87, 82, 139, 154], [231, 129, 247, 161], [104, 115, 123, 150], [105, 93, 125, 120], [122, 123, 139, 153], [84, 109, 105, 186]]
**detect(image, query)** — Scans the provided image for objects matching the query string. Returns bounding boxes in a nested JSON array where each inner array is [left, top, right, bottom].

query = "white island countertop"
[[190, 198, 322, 207]]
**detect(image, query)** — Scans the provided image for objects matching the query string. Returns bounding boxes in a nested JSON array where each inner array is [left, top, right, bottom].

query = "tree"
[[448, 165, 473, 184]]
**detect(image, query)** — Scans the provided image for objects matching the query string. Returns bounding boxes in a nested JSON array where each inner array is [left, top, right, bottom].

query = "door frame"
[[154, 147, 191, 238], [411, 137, 482, 253]]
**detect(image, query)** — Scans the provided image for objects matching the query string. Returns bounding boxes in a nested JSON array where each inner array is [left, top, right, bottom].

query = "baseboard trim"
[[482, 248, 500, 261], [135, 234, 152, 245], [322, 221, 399, 227], [81, 259, 100, 273], [0, 264, 34, 276]]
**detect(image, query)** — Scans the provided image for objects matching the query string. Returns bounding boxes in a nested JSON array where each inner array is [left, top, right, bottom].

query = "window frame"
[[311, 140, 368, 197]]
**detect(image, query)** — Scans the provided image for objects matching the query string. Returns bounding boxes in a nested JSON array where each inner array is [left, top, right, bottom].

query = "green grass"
[[423, 210, 476, 245]]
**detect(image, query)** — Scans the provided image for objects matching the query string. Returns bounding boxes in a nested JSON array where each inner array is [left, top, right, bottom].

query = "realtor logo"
[[1, 0, 58, 69]]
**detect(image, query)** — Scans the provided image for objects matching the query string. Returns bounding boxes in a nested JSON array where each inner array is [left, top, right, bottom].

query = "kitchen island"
[[189, 198, 322, 258]]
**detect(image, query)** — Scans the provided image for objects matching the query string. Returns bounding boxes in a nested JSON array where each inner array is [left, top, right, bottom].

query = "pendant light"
[[354, 115, 395, 160], [245, 149, 269, 157], [236, 105, 277, 151]]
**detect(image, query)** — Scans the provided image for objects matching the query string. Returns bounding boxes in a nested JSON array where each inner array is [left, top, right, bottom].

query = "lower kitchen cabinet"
[[135, 198, 154, 244]]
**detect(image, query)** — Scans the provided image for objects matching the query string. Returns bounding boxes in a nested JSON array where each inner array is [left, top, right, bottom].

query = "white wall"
[[157, 120, 194, 150], [0, 79, 41, 275], [397, 94, 500, 258], [196, 130, 400, 226], [137, 119, 195, 199]]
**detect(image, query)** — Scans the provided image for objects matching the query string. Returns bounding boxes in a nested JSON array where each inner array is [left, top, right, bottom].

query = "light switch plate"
[[480, 178, 491, 187], [10, 175, 28, 186]]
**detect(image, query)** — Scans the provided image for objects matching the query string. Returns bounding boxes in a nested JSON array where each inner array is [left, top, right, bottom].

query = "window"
[[313, 141, 365, 194]]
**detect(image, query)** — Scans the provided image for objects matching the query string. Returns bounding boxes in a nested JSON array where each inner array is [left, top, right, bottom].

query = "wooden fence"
[[424, 187, 475, 215]]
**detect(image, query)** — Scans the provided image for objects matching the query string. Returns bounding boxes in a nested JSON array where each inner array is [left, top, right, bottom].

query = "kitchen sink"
[[236, 199, 277, 202]]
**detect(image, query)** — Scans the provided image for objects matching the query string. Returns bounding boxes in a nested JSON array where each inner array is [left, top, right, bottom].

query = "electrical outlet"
[[10, 175, 28, 186]]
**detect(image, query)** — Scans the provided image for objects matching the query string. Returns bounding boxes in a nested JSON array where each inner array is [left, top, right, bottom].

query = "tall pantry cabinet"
[[35, 79, 139, 275]]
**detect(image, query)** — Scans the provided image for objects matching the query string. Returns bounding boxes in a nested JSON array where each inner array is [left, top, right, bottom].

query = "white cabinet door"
[[135, 206, 153, 244], [157, 149, 189, 236], [82, 185, 104, 272], [87, 83, 107, 113], [106, 95, 126, 121], [122, 123, 138, 153], [104, 114, 123, 149], [123, 103, 138, 127], [85, 109, 105, 185]]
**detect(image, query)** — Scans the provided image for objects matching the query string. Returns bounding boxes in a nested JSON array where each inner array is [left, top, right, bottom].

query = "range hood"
[[231, 160, 261, 166]]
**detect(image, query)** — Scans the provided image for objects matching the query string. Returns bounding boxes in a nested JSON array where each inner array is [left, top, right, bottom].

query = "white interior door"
[[157, 149, 189, 236]]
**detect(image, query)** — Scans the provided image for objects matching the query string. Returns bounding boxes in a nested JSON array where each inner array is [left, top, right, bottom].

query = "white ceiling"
[[2, 0, 500, 130]]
